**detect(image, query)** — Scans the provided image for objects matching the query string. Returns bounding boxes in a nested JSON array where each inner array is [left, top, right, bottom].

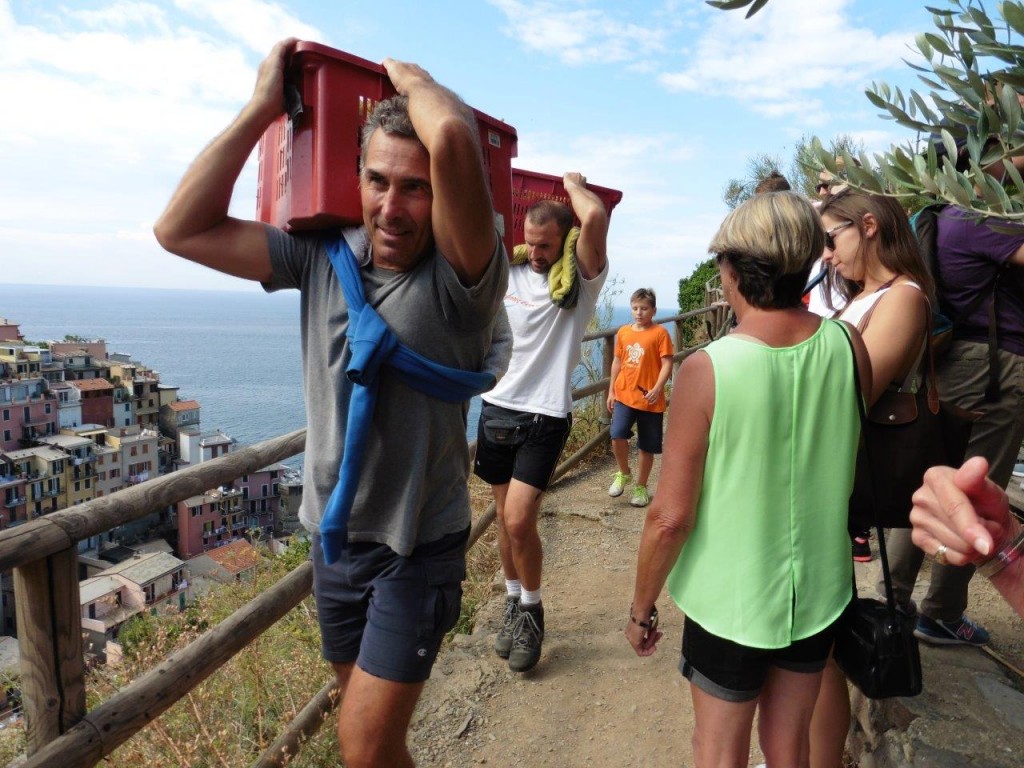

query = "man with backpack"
[[887, 200, 1024, 646]]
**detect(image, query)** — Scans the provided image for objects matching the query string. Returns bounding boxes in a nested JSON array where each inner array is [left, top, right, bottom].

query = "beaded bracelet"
[[977, 526, 1024, 580]]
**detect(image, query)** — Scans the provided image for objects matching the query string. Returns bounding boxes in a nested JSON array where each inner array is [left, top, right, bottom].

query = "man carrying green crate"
[[155, 38, 509, 768], [473, 172, 610, 672]]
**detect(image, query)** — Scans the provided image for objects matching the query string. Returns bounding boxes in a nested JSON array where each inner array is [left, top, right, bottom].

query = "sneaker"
[[494, 596, 520, 659], [913, 614, 990, 647], [508, 602, 544, 672], [608, 471, 631, 497], [629, 484, 651, 508], [852, 535, 873, 562]]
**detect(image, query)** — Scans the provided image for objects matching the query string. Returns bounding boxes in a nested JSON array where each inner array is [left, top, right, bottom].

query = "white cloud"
[[657, 0, 918, 123], [487, 0, 671, 66], [0, 1, 294, 288], [69, 2, 171, 32], [172, 0, 322, 52]]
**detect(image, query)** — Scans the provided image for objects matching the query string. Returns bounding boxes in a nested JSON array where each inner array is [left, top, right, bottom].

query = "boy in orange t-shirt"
[[605, 288, 674, 507]]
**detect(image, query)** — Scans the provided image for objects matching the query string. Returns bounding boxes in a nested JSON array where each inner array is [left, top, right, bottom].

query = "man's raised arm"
[[383, 59, 496, 285], [563, 171, 609, 280], [153, 39, 298, 282]]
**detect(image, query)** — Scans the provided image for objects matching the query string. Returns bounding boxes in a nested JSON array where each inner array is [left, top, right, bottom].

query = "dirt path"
[[409, 452, 1024, 768]]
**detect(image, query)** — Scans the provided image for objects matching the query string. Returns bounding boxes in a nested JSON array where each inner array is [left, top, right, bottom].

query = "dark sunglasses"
[[815, 182, 832, 193], [824, 221, 854, 250]]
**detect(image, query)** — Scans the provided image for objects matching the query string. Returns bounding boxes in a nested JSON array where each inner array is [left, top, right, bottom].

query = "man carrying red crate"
[[474, 172, 610, 672], [154, 38, 508, 768]]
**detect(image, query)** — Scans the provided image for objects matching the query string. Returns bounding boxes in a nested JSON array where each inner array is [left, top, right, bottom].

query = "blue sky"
[[1, 0, 937, 308]]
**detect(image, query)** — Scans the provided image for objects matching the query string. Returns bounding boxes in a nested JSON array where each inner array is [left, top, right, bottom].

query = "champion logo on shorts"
[[417, 648, 428, 657]]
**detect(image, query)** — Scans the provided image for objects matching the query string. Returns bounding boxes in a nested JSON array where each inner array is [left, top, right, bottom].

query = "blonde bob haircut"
[[709, 191, 824, 310]]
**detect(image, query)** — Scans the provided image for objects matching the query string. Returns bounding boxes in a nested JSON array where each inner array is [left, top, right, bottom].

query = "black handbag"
[[836, 325, 923, 699], [834, 593, 922, 699], [847, 300, 980, 530]]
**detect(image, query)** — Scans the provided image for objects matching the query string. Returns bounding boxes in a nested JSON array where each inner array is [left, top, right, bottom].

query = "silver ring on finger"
[[935, 543, 948, 566]]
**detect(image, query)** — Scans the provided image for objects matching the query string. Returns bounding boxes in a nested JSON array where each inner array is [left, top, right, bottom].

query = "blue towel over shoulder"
[[320, 238, 497, 564]]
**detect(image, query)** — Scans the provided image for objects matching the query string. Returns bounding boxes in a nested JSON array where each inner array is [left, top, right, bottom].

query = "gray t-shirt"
[[265, 226, 508, 556]]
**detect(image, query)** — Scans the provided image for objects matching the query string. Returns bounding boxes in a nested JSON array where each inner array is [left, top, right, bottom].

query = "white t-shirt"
[[483, 261, 609, 417]]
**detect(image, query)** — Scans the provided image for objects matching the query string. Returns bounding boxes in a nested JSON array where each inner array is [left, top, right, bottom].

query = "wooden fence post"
[[600, 336, 615, 433], [15, 547, 85, 755]]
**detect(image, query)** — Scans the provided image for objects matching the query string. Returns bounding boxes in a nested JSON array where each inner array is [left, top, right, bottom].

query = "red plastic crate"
[[256, 41, 519, 255], [510, 169, 622, 247]]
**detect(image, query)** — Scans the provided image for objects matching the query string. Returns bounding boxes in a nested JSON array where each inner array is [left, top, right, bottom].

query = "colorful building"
[[103, 425, 159, 487], [177, 486, 246, 559], [35, 434, 97, 508], [48, 381, 84, 430], [2, 445, 68, 518], [71, 379, 114, 429], [0, 377, 59, 451]]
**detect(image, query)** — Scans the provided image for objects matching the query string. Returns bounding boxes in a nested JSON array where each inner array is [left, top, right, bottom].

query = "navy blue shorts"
[[610, 401, 664, 454], [311, 527, 468, 684], [680, 615, 839, 702], [473, 403, 571, 490]]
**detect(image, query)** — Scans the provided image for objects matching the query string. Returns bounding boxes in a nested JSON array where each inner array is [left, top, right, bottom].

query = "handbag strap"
[[838, 322, 900, 617]]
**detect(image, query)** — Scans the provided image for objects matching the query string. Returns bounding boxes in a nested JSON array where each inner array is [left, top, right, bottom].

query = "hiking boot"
[[852, 534, 872, 562], [608, 471, 631, 497], [508, 602, 544, 672], [629, 484, 651, 508], [914, 614, 990, 646], [494, 596, 520, 659]]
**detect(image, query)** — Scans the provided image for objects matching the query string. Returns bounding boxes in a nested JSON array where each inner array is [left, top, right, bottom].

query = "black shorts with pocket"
[[473, 402, 571, 491], [680, 615, 839, 703]]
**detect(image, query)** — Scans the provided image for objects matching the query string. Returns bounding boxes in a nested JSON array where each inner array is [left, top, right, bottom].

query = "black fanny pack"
[[481, 405, 537, 447]]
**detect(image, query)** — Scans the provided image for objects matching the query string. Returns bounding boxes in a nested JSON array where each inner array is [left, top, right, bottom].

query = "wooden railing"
[[4, 306, 729, 767]]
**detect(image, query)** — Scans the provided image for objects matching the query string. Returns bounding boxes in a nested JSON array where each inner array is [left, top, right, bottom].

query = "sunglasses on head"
[[824, 221, 854, 250]]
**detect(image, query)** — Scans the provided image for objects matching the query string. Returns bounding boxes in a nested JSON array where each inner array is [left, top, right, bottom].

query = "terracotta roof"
[[199, 540, 261, 575], [70, 379, 113, 392], [167, 400, 200, 412]]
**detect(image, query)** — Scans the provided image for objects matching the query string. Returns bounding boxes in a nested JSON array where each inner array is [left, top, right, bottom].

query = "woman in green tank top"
[[625, 192, 872, 768]]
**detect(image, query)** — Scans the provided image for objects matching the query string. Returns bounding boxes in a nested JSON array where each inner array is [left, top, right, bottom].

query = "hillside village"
[[0, 315, 303, 686]]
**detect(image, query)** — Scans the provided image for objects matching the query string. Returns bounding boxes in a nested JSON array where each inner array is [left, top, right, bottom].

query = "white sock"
[[520, 587, 541, 607], [505, 579, 522, 599]]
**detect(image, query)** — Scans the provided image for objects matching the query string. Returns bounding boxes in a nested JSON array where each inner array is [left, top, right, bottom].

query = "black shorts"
[[609, 401, 665, 454], [311, 527, 467, 684], [680, 615, 839, 703], [473, 403, 571, 490]]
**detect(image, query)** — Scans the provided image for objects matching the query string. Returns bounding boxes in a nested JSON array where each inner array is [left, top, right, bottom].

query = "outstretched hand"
[[909, 456, 1013, 566]]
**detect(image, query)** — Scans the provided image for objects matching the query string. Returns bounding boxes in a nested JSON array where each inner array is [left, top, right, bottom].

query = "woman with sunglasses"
[[626, 192, 871, 768], [809, 187, 934, 768]]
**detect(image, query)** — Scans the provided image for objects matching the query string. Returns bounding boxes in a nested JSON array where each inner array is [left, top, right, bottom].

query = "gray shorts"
[[311, 527, 468, 683]]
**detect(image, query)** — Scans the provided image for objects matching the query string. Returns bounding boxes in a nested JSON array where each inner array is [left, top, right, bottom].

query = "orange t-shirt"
[[612, 323, 674, 412]]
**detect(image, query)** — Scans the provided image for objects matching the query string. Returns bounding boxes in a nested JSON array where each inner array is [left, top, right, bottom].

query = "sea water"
[[3, 284, 635, 453]]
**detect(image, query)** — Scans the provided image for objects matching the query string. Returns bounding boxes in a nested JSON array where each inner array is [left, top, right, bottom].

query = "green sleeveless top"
[[667, 320, 859, 648]]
